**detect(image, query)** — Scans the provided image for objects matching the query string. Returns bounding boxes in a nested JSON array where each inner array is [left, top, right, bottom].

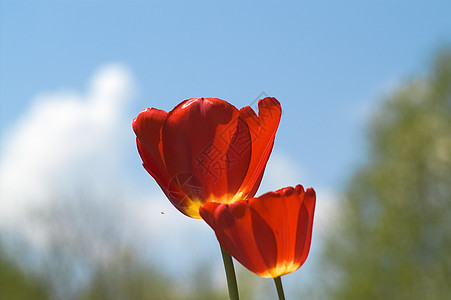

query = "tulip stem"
[[274, 276, 286, 300], [220, 245, 239, 300]]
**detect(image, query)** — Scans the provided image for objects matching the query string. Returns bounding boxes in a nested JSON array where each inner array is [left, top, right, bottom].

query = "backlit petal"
[[238, 97, 281, 198], [133, 108, 167, 178], [161, 98, 252, 211], [133, 108, 190, 215]]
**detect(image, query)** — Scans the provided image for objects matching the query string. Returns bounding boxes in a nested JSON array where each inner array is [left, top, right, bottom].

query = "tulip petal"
[[238, 97, 282, 198], [200, 202, 274, 275], [295, 187, 316, 265], [200, 185, 316, 278], [161, 98, 252, 213], [133, 108, 170, 188], [133, 108, 188, 215], [133, 108, 167, 173]]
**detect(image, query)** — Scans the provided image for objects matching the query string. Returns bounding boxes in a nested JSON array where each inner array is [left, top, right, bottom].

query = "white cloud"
[[0, 64, 135, 231], [0, 64, 219, 283]]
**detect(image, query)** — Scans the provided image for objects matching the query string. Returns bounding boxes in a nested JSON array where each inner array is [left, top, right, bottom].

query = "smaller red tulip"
[[199, 185, 316, 278]]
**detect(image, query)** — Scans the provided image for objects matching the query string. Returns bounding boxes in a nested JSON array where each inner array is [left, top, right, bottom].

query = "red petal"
[[200, 184, 316, 278], [133, 108, 169, 187], [161, 98, 252, 206], [294, 187, 316, 265], [201, 201, 274, 275], [238, 97, 281, 198], [133, 108, 188, 216]]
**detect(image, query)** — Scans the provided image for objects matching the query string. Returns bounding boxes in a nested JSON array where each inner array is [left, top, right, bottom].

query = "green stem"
[[220, 245, 239, 300], [274, 276, 286, 300]]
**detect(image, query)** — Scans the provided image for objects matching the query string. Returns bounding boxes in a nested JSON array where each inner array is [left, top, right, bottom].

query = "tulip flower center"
[[184, 191, 246, 219], [260, 261, 302, 278]]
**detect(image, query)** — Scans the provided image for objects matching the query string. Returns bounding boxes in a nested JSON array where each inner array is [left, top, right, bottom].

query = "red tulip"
[[199, 185, 316, 278], [133, 97, 281, 218]]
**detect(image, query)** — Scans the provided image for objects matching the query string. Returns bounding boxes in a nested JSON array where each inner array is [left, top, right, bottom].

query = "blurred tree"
[[0, 245, 49, 299], [322, 48, 451, 299], [79, 251, 176, 300]]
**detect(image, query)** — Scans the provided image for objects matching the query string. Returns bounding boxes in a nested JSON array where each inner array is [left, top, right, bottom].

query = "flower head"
[[133, 97, 281, 218], [199, 185, 316, 278]]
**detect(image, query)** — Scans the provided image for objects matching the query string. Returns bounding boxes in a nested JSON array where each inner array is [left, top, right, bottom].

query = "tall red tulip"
[[133, 97, 281, 218], [199, 185, 316, 278]]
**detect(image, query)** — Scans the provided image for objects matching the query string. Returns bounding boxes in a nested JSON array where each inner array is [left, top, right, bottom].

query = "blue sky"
[[0, 0, 450, 295]]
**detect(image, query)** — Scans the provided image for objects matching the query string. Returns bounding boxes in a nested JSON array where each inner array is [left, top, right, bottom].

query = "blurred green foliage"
[[79, 253, 229, 300], [0, 247, 49, 299], [0, 242, 231, 300], [322, 48, 451, 299]]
